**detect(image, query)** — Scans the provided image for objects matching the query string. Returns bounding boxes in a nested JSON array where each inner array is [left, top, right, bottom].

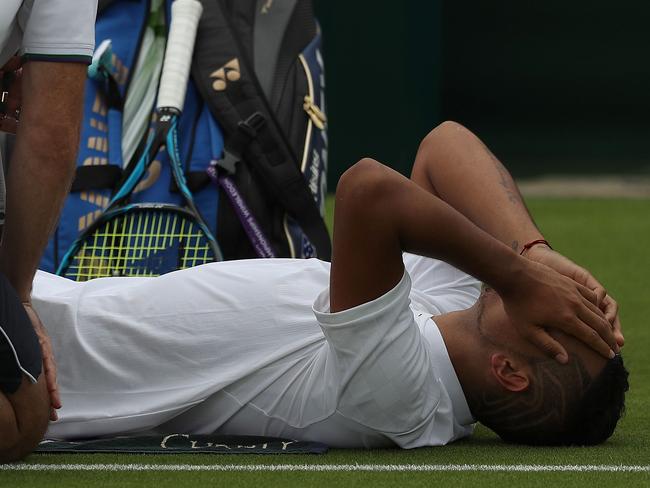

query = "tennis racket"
[[57, 0, 224, 281]]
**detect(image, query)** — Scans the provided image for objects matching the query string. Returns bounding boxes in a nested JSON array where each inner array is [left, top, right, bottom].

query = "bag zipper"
[[298, 53, 326, 170], [303, 95, 326, 131], [283, 53, 327, 257]]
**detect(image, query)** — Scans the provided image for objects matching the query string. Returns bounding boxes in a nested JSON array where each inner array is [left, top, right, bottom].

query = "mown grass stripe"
[[2, 464, 649, 472]]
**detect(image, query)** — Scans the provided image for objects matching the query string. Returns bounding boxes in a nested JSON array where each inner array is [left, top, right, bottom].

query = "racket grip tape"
[[157, 0, 203, 112]]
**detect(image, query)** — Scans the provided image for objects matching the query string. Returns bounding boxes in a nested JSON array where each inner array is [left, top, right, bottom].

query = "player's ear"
[[489, 353, 530, 392]]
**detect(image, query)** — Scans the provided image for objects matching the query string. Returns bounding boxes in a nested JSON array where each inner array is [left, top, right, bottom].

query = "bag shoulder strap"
[[191, 0, 331, 260]]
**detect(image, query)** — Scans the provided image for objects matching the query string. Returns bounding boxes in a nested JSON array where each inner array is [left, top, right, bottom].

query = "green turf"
[[2, 198, 649, 488]]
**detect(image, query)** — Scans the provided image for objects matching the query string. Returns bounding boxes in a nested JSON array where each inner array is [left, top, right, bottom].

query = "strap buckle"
[[225, 112, 267, 164], [237, 112, 266, 138], [215, 152, 239, 175]]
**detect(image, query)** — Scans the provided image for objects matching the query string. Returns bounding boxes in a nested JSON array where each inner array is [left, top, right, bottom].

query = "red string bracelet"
[[520, 239, 552, 256]]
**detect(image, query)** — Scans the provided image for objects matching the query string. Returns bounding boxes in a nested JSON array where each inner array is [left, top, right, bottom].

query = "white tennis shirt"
[[32, 254, 481, 448], [0, 0, 97, 67]]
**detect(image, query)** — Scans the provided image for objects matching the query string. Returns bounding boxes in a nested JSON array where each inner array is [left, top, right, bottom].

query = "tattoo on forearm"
[[511, 240, 519, 252], [479, 141, 521, 205]]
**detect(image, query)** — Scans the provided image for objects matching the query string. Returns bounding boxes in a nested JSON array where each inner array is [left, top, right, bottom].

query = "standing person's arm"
[[410, 121, 623, 347], [0, 61, 86, 419]]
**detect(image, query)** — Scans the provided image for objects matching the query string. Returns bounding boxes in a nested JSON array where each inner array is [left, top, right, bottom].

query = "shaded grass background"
[[3, 198, 648, 488]]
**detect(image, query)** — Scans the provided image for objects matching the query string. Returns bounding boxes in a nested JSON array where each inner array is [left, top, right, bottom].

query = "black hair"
[[559, 354, 629, 446]]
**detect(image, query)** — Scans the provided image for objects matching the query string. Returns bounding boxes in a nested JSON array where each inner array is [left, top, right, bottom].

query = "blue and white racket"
[[57, 0, 224, 281]]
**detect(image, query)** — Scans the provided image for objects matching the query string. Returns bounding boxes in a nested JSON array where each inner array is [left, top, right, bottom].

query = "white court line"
[[1, 464, 649, 473]]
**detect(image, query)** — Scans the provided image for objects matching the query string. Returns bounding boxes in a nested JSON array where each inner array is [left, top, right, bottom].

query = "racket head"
[[165, 112, 225, 261], [57, 204, 219, 281]]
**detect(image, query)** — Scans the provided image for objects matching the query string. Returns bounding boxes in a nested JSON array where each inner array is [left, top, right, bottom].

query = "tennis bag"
[[192, 0, 330, 260], [39, 0, 329, 274]]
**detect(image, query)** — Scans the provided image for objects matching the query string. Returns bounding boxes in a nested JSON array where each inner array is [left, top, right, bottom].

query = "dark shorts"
[[0, 273, 41, 394]]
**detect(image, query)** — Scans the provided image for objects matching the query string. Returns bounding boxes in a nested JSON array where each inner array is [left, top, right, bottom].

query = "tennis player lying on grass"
[[0, 121, 628, 462]]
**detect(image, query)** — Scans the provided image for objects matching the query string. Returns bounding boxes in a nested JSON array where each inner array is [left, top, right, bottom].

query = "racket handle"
[[157, 0, 203, 113]]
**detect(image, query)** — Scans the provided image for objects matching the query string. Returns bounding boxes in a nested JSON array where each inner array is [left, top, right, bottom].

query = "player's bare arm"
[[411, 122, 621, 329], [331, 157, 614, 363], [409, 121, 622, 353], [411, 121, 542, 251], [0, 61, 86, 420]]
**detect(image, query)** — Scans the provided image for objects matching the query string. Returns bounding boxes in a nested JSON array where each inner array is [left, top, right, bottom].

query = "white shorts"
[[0, 0, 97, 66]]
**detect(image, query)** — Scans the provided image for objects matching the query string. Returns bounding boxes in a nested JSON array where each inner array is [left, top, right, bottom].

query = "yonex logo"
[[210, 58, 241, 92]]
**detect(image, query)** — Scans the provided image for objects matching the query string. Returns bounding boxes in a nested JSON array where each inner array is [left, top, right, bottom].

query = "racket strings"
[[64, 209, 215, 281]]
